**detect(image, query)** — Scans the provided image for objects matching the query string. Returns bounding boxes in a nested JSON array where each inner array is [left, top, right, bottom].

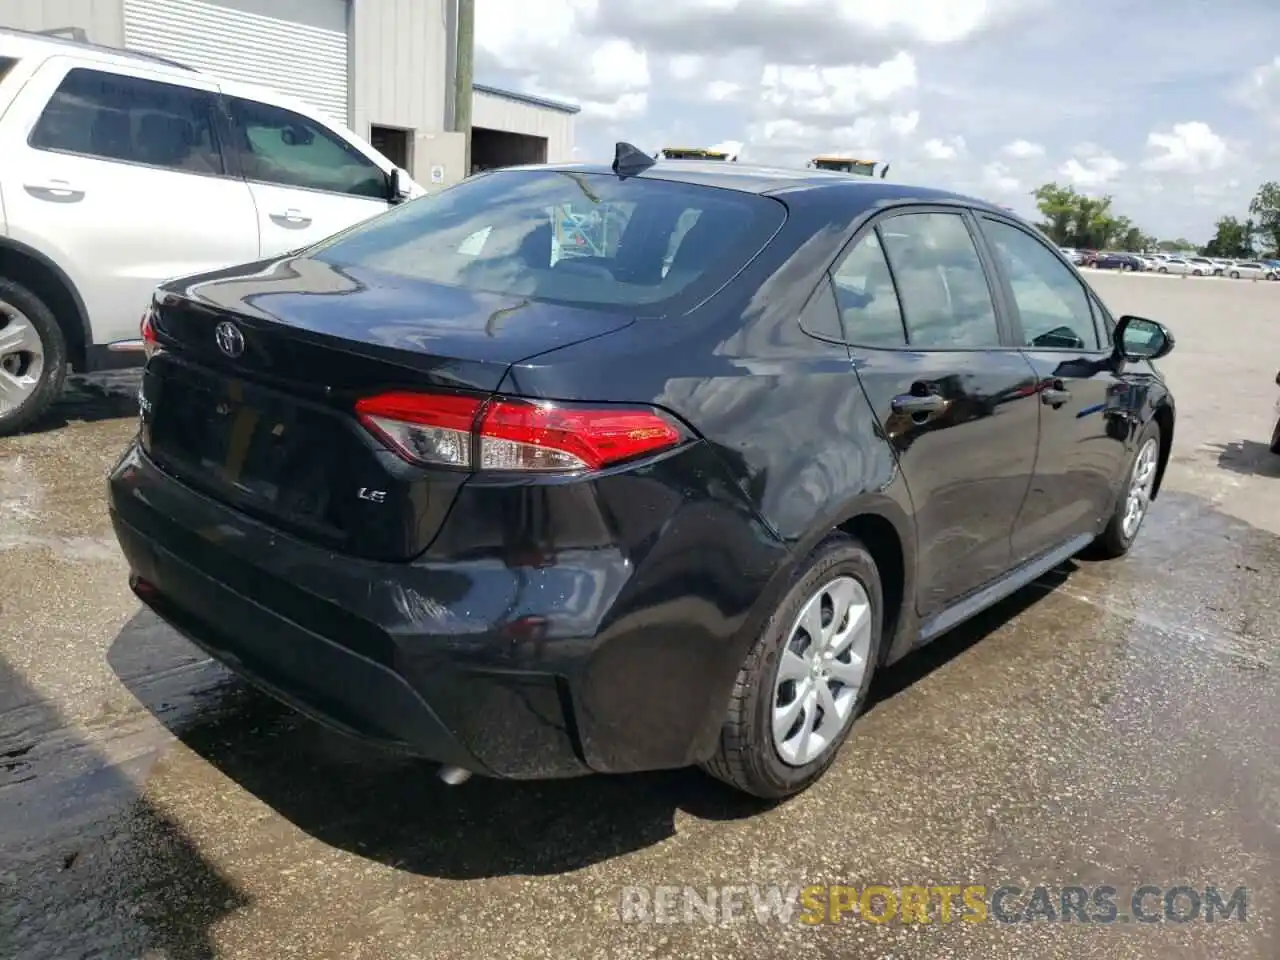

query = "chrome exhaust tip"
[[438, 765, 473, 785]]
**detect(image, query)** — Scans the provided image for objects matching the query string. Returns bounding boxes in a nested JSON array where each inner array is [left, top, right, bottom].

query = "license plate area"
[[147, 367, 342, 536]]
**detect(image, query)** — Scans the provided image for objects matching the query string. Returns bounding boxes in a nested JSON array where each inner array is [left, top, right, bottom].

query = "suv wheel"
[[0, 278, 68, 436], [703, 534, 882, 799], [1085, 419, 1162, 560]]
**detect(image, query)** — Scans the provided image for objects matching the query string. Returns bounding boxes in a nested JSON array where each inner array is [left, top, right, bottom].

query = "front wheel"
[[1085, 419, 1162, 560], [702, 534, 882, 800]]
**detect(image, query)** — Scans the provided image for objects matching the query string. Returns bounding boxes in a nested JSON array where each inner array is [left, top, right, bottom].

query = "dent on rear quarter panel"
[[501, 187, 915, 555]]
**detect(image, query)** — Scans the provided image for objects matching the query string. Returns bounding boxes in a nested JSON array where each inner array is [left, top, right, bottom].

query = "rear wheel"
[[1086, 419, 1162, 560], [1158, 266, 1168, 273], [1230, 270, 1240, 279], [703, 534, 882, 799], [0, 278, 67, 437]]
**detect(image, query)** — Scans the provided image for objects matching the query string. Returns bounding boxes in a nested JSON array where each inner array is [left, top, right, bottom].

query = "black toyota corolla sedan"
[[108, 146, 1176, 800]]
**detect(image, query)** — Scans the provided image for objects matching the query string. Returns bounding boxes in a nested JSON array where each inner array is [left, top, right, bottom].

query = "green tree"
[[1200, 216, 1255, 258], [1249, 181, 1280, 255], [1031, 183, 1079, 245], [1030, 182, 1150, 250]]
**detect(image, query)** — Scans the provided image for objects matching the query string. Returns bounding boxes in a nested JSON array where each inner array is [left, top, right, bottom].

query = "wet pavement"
[[1, 275, 1277, 959]]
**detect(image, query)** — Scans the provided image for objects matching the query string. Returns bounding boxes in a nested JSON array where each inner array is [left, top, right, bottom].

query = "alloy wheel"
[[1122, 438, 1160, 540], [0, 299, 45, 416]]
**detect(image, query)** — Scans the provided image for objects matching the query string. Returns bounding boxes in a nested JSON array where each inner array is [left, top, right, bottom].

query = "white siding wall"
[[473, 89, 575, 163], [0, 0, 125, 46], [351, 1, 446, 144]]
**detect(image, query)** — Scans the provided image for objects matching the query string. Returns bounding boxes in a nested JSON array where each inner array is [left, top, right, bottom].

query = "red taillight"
[[140, 308, 160, 360], [354, 391, 684, 472]]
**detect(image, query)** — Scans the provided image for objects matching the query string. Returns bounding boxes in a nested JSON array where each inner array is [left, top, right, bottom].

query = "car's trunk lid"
[[139, 257, 634, 561]]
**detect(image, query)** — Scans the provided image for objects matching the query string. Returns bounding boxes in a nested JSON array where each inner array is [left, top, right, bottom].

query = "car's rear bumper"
[[108, 441, 785, 779]]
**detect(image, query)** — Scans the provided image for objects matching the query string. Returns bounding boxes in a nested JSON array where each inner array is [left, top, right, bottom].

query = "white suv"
[[0, 28, 425, 434]]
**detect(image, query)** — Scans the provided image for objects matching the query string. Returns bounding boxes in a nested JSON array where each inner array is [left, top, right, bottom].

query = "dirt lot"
[[0, 272, 1276, 959]]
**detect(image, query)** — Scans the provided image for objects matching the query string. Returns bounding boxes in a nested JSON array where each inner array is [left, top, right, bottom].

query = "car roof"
[[0, 26, 195, 74], [496, 159, 1013, 215]]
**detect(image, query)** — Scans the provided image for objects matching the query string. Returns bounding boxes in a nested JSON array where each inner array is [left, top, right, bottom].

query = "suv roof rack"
[[0, 25, 198, 72]]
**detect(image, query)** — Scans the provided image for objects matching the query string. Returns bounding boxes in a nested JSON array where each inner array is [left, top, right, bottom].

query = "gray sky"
[[477, 0, 1280, 243]]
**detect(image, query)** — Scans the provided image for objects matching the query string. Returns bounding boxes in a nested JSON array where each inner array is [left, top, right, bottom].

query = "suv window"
[[879, 212, 1001, 348], [227, 97, 386, 199], [29, 68, 224, 175], [981, 218, 1101, 350], [830, 228, 908, 346], [307, 168, 787, 313]]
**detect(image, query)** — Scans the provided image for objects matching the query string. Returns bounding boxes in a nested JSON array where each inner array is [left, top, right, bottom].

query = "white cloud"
[[1059, 144, 1126, 188], [982, 161, 1021, 193], [1141, 122, 1228, 173], [1237, 56, 1280, 115], [477, 0, 649, 121], [922, 135, 966, 160], [760, 52, 918, 118], [1001, 139, 1045, 159], [889, 111, 920, 135]]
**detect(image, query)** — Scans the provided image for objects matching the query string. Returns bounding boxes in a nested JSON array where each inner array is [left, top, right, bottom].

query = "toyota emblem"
[[214, 321, 245, 358]]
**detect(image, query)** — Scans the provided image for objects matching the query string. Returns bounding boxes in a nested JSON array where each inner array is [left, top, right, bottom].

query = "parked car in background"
[[108, 149, 1178, 800], [1225, 261, 1278, 280], [1210, 258, 1234, 276], [1095, 252, 1143, 271], [1186, 257, 1217, 275], [0, 27, 425, 435], [1155, 257, 1197, 275]]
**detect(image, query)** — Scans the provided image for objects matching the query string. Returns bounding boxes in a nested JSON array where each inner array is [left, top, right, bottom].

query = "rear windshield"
[[0, 57, 17, 83], [306, 169, 786, 314]]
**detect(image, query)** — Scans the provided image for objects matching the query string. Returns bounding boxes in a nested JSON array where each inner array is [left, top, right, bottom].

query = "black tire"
[[1085, 418, 1162, 560], [1158, 266, 1168, 273], [702, 533, 883, 800], [0, 277, 68, 437], [1230, 271, 1240, 279], [1270, 417, 1280, 456]]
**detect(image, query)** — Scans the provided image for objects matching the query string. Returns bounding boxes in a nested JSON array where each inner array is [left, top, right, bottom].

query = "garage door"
[[123, 0, 350, 128]]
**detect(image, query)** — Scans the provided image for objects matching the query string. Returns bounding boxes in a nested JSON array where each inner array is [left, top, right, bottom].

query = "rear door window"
[[307, 169, 787, 314], [28, 67, 225, 175], [830, 229, 908, 347], [879, 212, 1003, 348]]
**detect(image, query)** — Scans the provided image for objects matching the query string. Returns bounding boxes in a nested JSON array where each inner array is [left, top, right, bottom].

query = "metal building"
[[0, 0, 578, 186]]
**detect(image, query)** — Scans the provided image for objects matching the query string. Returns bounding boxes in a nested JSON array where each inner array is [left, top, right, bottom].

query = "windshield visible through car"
[[306, 168, 786, 314]]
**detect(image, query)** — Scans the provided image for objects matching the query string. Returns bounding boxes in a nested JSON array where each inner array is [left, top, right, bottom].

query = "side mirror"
[[1115, 315, 1175, 361], [388, 167, 413, 204]]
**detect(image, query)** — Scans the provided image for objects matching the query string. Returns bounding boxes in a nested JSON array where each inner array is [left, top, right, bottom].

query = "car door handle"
[[1041, 381, 1072, 407], [24, 180, 85, 203], [891, 390, 949, 419], [269, 209, 312, 228]]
